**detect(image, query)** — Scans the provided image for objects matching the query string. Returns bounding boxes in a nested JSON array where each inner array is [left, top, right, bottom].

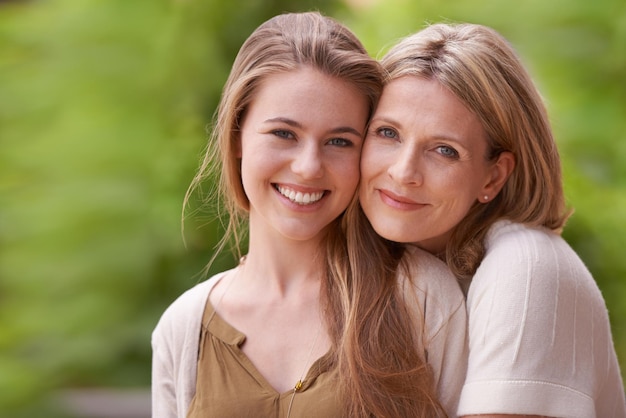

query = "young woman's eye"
[[436, 145, 459, 159], [376, 127, 398, 139], [327, 137, 352, 147], [272, 129, 294, 139]]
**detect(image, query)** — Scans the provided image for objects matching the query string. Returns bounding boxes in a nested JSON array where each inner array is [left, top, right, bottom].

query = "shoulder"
[[402, 246, 465, 337], [460, 221, 624, 416], [483, 220, 583, 268], [404, 246, 464, 303], [475, 220, 594, 292], [469, 220, 605, 319], [484, 220, 566, 259], [151, 272, 230, 418], [152, 271, 228, 349]]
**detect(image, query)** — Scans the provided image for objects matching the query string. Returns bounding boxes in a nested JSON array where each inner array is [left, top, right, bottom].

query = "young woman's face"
[[360, 76, 502, 254], [239, 67, 369, 243]]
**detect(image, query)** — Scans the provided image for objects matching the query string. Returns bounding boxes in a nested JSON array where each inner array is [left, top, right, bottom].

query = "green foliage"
[[1, 0, 625, 414]]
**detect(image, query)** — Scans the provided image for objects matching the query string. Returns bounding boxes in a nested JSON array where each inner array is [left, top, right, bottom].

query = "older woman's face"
[[359, 76, 506, 254]]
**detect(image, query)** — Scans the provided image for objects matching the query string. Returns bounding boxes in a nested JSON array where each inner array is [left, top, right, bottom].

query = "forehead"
[[243, 67, 369, 126], [382, 76, 471, 116], [252, 67, 361, 103], [377, 76, 487, 145]]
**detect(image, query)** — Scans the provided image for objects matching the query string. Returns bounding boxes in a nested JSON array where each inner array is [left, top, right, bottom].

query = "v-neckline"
[[203, 299, 331, 396]]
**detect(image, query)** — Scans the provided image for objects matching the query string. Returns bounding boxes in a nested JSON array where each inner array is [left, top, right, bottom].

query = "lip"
[[377, 188, 426, 210]]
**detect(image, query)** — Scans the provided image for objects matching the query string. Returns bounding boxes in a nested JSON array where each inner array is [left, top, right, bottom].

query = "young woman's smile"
[[275, 184, 325, 206]]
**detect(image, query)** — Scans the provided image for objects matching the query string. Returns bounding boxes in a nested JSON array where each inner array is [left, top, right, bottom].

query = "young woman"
[[152, 12, 466, 417], [359, 22, 626, 417]]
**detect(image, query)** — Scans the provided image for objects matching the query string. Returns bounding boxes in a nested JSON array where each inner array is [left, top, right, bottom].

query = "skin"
[[360, 76, 514, 253], [210, 66, 369, 394]]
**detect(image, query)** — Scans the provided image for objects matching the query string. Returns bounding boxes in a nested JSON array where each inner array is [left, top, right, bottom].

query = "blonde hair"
[[327, 197, 446, 417], [382, 23, 571, 280], [185, 11, 443, 417]]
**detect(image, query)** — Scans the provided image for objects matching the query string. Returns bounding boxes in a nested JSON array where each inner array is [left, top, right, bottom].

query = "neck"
[[242, 224, 326, 298], [239, 253, 324, 307]]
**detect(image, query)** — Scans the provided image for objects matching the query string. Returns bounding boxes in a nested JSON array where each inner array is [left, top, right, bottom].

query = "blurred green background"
[[1, 0, 624, 415]]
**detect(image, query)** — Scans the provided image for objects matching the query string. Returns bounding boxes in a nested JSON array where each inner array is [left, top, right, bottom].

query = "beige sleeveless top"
[[186, 300, 342, 418]]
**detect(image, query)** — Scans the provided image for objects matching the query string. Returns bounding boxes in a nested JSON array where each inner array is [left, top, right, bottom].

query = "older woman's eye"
[[437, 145, 459, 159], [376, 127, 398, 139]]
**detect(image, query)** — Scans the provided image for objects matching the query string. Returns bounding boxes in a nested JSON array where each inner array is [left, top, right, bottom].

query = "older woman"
[[359, 22, 626, 417]]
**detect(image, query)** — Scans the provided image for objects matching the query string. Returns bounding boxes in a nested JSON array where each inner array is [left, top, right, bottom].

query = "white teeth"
[[277, 185, 324, 205]]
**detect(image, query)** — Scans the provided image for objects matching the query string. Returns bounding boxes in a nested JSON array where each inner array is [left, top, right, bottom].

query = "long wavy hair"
[[185, 12, 444, 417], [326, 195, 447, 417], [381, 23, 571, 280]]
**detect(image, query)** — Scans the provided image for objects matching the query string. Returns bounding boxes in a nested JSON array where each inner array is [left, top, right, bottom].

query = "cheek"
[[240, 151, 273, 190], [360, 141, 387, 180], [438, 185, 479, 224], [337, 154, 361, 192], [428, 170, 477, 209]]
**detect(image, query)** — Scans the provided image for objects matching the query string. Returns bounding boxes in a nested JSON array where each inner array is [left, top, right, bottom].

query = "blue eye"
[[272, 130, 294, 139], [437, 145, 459, 159], [376, 127, 398, 139], [327, 138, 352, 147]]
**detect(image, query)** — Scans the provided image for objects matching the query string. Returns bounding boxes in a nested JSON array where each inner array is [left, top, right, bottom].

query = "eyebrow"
[[370, 115, 403, 130], [264, 117, 363, 137]]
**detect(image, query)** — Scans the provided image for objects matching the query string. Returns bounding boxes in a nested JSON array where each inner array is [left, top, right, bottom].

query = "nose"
[[291, 141, 324, 179], [387, 148, 422, 185]]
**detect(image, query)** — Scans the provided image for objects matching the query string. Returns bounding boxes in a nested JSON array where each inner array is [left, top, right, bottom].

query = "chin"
[[371, 223, 416, 244]]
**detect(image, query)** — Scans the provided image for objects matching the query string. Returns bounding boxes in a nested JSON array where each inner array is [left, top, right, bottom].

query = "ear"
[[479, 151, 515, 203]]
